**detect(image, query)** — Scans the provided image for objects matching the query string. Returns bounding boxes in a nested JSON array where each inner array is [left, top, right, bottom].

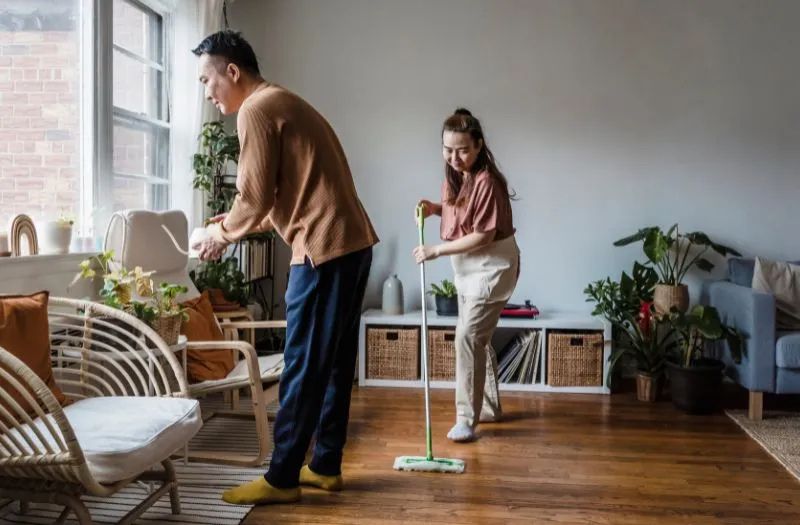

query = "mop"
[[393, 205, 465, 474]]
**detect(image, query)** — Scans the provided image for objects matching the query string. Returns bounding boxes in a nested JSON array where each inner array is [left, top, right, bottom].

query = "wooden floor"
[[243, 387, 800, 525]]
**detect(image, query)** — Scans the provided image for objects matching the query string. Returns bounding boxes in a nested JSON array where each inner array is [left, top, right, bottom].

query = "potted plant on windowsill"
[[428, 279, 458, 316], [190, 257, 249, 312], [613, 224, 741, 315], [665, 305, 742, 414]]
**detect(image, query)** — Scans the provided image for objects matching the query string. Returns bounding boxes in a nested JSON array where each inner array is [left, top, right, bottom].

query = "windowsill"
[[0, 252, 98, 267]]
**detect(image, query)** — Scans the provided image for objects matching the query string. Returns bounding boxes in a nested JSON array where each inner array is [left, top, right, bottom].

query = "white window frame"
[[87, 0, 173, 240]]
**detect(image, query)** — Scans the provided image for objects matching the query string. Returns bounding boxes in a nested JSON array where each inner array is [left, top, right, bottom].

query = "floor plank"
[[243, 387, 800, 524]]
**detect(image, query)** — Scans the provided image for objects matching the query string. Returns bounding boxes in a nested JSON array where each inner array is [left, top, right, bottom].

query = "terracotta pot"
[[653, 284, 689, 315], [636, 371, 661, 402], [206, 288, 241, 312]]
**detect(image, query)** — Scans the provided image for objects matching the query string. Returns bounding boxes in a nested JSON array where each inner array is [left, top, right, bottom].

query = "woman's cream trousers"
[[450, 235, 520, 427]]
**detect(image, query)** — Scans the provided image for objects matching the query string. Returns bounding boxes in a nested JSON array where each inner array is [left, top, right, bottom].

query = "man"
[[192, 30, 378, 505]]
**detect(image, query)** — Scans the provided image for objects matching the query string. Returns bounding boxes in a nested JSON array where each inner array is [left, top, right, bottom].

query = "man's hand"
[[205, 213, 228, 226], [198, 236, 229, 261]]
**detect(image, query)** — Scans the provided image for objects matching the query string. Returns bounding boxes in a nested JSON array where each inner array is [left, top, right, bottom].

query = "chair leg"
[[162, 459, 181, 515], [748, 391, 763, 421], [54, 495, 92, 525]]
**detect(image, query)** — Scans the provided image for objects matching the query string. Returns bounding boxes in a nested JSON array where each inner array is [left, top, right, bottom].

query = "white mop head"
[[393, 456, 465, 474]]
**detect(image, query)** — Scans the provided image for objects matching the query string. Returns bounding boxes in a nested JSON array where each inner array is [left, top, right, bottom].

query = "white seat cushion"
[[13, 397, 201, 484], [228, 353, 284, 381]]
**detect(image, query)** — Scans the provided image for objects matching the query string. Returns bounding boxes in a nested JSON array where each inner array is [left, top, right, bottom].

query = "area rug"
[[0, 462, 264, 524], [727, 409, 800, 483], [0, 396, 278, 524]]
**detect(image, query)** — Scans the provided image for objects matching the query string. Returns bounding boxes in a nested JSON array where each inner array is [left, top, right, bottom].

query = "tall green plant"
[[668, 305, 742, 368], [613, 224, 741, 285], [190, 257, 249, 306], [584, 261, 658, 326], [192, 121, 240, 216]]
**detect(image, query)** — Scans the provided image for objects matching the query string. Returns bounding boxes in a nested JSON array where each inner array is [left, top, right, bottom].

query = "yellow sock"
[[299, 465, 343, 491], [221, 477, 300, 505]]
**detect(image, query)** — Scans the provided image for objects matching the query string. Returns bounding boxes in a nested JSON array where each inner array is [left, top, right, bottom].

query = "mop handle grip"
[[415, 204, 425, 245]]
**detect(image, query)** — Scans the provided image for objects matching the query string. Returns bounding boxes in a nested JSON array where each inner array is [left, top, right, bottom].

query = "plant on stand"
[[190, 257, 249, 312], [428, 279, 458, 316], [665, 305, 742, 414], [192, 120, 240, 216], [613, 224, 741, 315]]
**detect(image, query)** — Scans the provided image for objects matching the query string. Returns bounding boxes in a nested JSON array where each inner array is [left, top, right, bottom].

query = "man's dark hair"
[[192, 30, 260, 75]]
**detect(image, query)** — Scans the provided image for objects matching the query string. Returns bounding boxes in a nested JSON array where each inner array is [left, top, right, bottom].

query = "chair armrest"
[[185, 341, 262, 391], [701, 279, 776, 391], [218, 320, 287, 330]]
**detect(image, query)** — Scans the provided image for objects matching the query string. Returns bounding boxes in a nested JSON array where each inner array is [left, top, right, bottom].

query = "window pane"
[[113, 49, 162, 117], [0, 0, 82, 229], [113, 0, 162, 63], [110, 177, 168, 212], [112, 118, 168, 178]]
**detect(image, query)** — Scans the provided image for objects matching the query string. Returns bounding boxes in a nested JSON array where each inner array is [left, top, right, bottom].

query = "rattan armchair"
[[0, 297, 202, 525]]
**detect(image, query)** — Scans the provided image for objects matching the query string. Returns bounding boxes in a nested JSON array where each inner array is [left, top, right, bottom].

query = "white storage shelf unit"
[[358, 309, 611, 394]]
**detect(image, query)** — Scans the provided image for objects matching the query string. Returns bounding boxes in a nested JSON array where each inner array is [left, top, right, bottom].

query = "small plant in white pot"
[[613, 224, 741, 315], [39, 214, 74, 255]]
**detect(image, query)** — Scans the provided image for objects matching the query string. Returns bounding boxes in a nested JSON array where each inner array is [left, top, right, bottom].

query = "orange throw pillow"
[[181, 291, 235, 383], [0, 291, 68, 415]]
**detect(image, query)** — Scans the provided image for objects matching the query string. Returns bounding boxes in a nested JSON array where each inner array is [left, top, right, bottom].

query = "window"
[[110, 0, 170, 213], [0, 0, 172, 245], [0, 0, 83, 230]]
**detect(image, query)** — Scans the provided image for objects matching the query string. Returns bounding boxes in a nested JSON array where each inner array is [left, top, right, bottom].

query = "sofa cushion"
[[753, 257, 800, 330], [776, 332, 800, 369], [0, 291, 67, 414], [10, 396, 201, 483], [728, 257, 800, 288], [181, 291, 235, 383]]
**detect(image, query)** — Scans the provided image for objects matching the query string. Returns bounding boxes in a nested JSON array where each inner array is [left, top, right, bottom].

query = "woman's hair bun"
[[454, 108, 472, 117]]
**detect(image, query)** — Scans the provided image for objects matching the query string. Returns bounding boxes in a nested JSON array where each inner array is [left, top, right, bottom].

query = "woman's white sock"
[[447, 422, 476, 442]]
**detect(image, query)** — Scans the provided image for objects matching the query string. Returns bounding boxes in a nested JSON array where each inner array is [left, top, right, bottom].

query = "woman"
[[413, 108, 520, 443]]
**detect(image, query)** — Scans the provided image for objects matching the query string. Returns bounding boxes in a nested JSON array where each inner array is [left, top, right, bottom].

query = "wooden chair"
[[0, 297, 202, 524], [104, 209, 286, 466]]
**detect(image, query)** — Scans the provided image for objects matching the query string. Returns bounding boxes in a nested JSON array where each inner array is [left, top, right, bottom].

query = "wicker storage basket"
[[547, 330, 604, 387], [429, 328, 456, 381], [366, 326, 419, 380], [150, 314, 183, 346]]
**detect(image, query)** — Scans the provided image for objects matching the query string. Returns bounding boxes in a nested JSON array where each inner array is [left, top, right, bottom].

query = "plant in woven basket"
[[613, 224, 741, 286], [71, 251, 188, 343]]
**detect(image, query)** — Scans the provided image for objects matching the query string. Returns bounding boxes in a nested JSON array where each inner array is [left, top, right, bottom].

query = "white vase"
[[39, 221, 72, 255], [382, 274, 404, 315]]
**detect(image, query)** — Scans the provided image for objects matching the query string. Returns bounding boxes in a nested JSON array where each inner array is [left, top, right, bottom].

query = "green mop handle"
[[416, 204, 434, 461]]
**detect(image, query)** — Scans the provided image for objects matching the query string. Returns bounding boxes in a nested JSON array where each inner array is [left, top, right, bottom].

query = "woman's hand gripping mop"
[[393, 205, 465, 474]]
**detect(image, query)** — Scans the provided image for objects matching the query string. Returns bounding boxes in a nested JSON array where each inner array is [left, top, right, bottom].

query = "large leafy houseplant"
[[584, 261, 658, 326], [613, 224, 741, 286], [665, 304, 743, 414], [190, 257, 249, 308], [613, 224, 741, 314], [192, 120, 240, 216]]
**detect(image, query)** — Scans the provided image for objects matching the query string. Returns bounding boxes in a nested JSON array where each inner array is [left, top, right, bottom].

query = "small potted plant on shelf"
[[428, 279, 458, 316], [613, 224, 741, 315], [665, 305, 742, 414], [72, 251, 189, 345], [39, 213, 74, 255], [190, 257, 249, 312]]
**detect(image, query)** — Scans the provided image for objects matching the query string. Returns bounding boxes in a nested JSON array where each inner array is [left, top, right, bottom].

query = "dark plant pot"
[[666, 358, 725, 414], [207, 288, 241, 312], [434, 295, 458, 317]]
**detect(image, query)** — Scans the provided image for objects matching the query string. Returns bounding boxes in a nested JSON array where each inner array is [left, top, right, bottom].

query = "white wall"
[[229, 0, 800, 314]]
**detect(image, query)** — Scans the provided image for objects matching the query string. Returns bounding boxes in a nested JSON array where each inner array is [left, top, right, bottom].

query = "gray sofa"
[[701, 258, 800, 420]]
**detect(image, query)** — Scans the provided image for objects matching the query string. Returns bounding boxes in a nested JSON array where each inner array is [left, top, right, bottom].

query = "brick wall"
[[0, 29, 80, 228]]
